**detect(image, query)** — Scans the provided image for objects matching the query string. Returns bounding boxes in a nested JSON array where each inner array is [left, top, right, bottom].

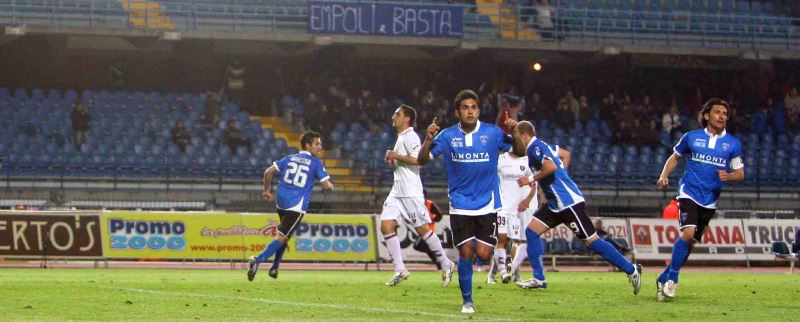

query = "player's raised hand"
[[517, 176, 531, 187], [262, 189, 273, 201], [718, 170, 731, 182], [426, 116, 440, 139], [503, 110, 518, 129], [656, 176, 669, 190]]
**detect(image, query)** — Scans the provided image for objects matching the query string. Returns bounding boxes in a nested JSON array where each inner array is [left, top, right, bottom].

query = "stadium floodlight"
[[160, 31, 181, 41], [4, 25, 26, 36]]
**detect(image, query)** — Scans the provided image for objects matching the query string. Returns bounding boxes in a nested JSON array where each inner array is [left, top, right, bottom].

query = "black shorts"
[[532, 202, 596, 240], [277, 209, 305, 238], [677, 198, 716, 241], [450, 213, 498, 248]]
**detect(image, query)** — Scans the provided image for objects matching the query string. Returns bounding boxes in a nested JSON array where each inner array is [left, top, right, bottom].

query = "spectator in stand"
[[70, 101, 92, 149], [559, 90, 580, 122], [171, 120, 191, 152], [750, 100, 770, 135], [784, 87, 799, 133], [554, 98, 575, 130], [227, 59, 245, 106], [224, 120, 252, 154], [202, 89, 223, 129], [643, 120, 660, 148], [601, 93, 618, 119], [578, 95, 591, 124], [629, 118, 645, 147], [771, 100, 788, 138], [662, 103, 682, 138], [612, 120, 631, 145], [527, 92, 546, 121]]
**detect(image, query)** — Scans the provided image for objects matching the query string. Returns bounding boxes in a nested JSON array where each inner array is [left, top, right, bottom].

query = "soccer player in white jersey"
[[487, 151, 537, 285], [381, 105, 454, 286]]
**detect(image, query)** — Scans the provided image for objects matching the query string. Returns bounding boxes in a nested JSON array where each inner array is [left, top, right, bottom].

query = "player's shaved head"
[[516, 120, 536, 136]]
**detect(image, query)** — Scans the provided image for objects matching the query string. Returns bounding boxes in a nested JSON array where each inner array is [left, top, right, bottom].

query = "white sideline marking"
[[101, 286, 520, 321]]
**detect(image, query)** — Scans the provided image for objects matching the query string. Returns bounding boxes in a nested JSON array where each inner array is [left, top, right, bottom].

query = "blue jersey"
[[273, 151, 330, 213], [673, 129, 743, 208], [430, 121, 513, 215], [526, 137, 584, 211]]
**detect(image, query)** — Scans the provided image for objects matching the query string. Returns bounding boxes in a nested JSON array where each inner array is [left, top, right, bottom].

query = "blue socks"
[[457, 258, 473, 304], [525, 228, 546, 281], [270, 245, 286, 271], [589, 238, 635, 275], [660, 238, 690, 283], [255, 240, 283, 264]]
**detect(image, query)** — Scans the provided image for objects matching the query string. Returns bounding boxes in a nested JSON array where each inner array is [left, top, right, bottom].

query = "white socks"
[[423, 231, 451, 269], [384, 233, 405, 273]]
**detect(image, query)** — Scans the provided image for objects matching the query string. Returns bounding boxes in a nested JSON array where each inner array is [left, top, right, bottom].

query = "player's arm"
[[418, 117, 439, 166], [656, 152, 682, 190], [517, 181, 538, 212], [719, 155, 745, 183], [558, 148, 571, 169], [321, 179, 334, 191], [518, 158, 557, 186], [262, 164, 278, 200], [387, 152, 419, 165]]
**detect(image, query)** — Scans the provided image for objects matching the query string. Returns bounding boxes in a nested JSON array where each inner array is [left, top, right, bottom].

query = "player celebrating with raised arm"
[[247, 131, 333, 281], [381, 104, 454, 287], [513, 121, 643, 294], [655, 98, 744, 301], [417, 90, 525, 314]]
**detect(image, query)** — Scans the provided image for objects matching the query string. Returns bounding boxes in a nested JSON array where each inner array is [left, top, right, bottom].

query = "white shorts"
[[507, 208, 534, 241], [497, 211, 511, 235], [380, 196, 431, 228]]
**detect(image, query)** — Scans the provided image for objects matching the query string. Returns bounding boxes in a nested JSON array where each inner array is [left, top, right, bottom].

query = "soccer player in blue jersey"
[[417, 90, 524, 314], [513, 121, 643, 294], [247, 131, 333, 281], [655, 98, 744, 301]]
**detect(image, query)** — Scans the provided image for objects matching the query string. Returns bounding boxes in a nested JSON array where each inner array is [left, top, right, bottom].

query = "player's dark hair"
[[453, 89, 479, 110], [516, 121, 536, 136], [399, 104, 417, 127], [300, 130, 321, 150], [699, 98, 729, 128]]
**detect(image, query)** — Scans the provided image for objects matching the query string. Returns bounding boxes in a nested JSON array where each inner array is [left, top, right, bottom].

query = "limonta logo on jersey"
[[450, 152, 490, 163], [289, 156, 312, 165], [690, 152, 727, 167], [294, 222, 370, 253], [108, 219, 186, 251]]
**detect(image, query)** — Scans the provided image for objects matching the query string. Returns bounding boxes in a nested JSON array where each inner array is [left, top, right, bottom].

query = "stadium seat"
[[549, 238, 570, 255]]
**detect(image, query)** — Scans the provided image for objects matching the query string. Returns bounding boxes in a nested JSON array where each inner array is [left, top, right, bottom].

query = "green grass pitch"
[[1, 268, 798, 321]]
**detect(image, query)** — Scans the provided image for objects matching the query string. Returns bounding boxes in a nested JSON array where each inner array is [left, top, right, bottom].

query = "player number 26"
[[283, 162, 309, 188]]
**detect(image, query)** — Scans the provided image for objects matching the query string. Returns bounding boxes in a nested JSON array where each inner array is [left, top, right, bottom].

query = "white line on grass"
[[100, 286, 520, 321]]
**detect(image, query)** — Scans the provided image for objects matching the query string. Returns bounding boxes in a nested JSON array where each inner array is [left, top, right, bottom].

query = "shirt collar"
[[399, 127, 414, 135], [299, 151, 312, 156], [527, 136, 538, 150], [458, 121, 481, 135], [704, 128, 727, 138]]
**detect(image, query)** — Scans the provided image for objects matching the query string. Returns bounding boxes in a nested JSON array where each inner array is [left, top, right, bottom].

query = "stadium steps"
[[252, 116, 373, 192], [118, 0, 175, 29], [476, 0, 541, 40]]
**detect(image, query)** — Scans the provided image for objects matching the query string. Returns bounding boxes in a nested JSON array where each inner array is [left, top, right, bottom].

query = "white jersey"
[[497, 152, 536, 214], [389, 127, 424, 198]]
